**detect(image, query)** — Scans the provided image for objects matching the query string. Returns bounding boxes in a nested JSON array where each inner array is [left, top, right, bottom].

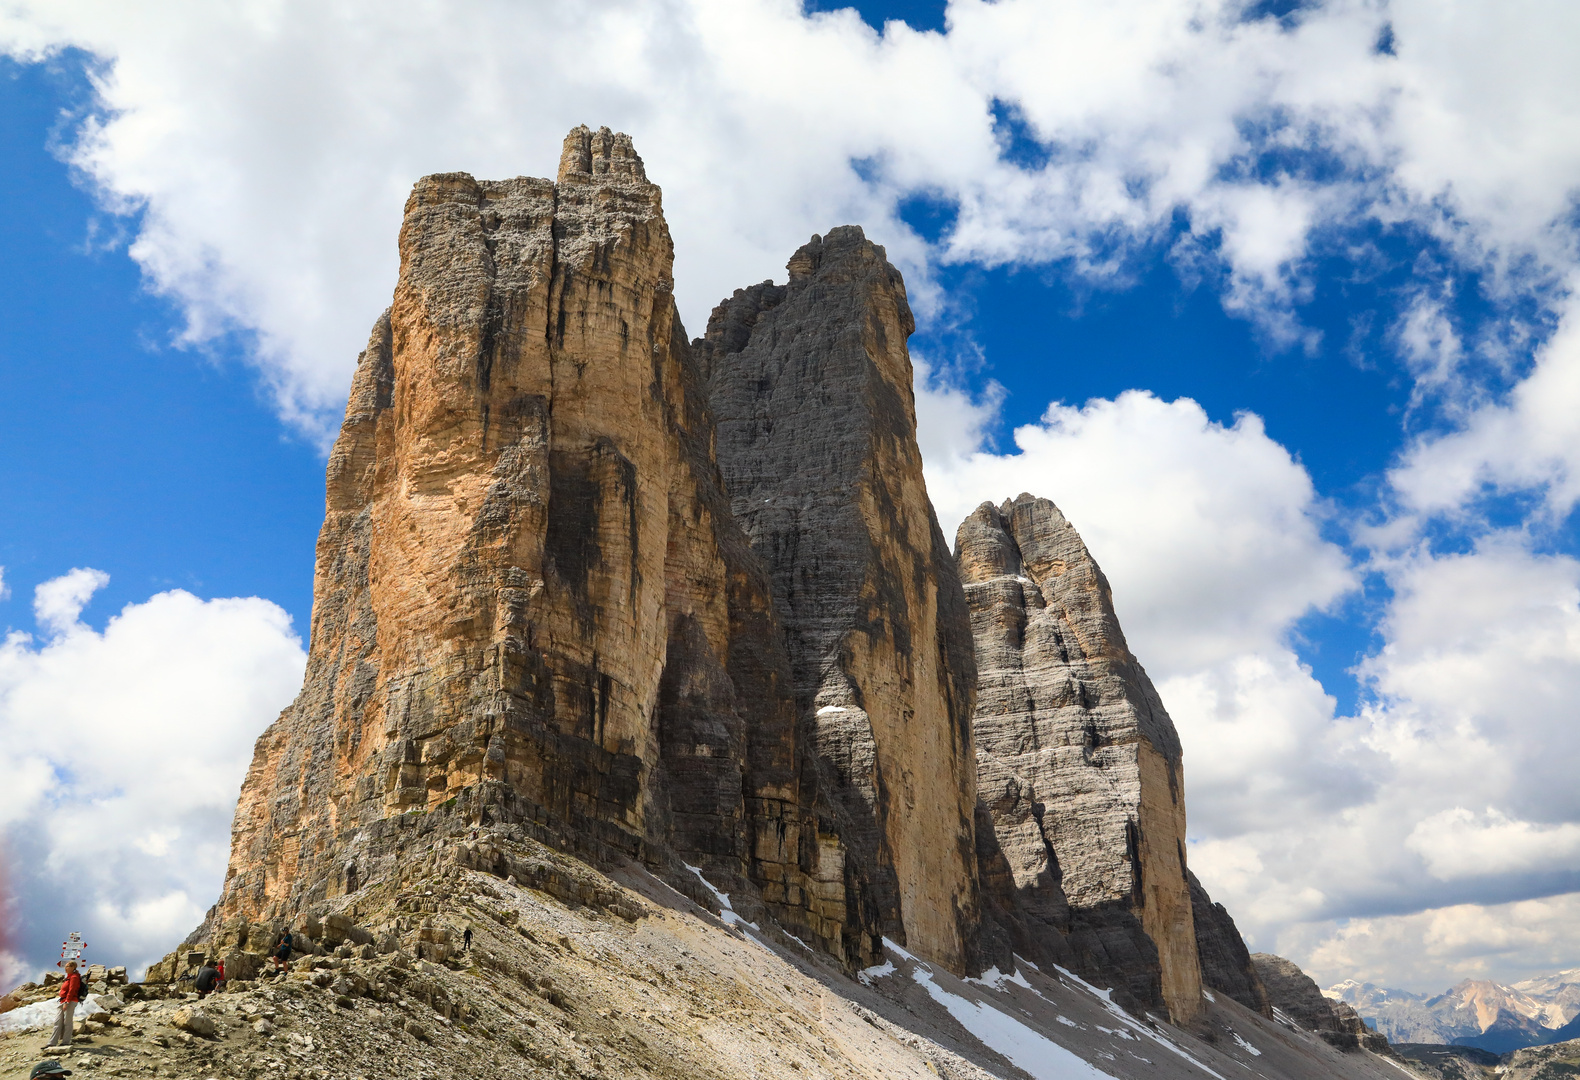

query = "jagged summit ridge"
[[557, 124, 648, 184]]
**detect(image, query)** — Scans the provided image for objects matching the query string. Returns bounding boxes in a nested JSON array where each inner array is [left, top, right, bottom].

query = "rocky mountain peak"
[[99, 125, 1399, 1080], [957, 494, 1199, 1020], [702, 221, 981, 973], [556, 123, 648, 184]]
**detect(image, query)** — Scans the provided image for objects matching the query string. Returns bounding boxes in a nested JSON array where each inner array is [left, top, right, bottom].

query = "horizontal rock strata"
[[956, 495, 1201, 1021], [699, 226, 982, 973]]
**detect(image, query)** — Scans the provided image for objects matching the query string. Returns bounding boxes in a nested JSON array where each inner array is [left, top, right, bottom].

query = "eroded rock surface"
[[217, 127, 863, 962], [955, 495, 1201, 1021], [1253, 953, 1390, 1052], [700, 227, 983, 973]]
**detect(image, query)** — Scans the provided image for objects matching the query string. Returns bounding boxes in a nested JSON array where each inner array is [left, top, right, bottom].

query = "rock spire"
[[699, 226, 983, 973], [956, 494, 1201, 1021], [203, 125, 1267, 1016], [217, 126, 856, 956]]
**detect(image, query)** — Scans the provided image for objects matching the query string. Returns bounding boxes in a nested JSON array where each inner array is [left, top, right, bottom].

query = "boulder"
[[170, 1006, 216, 1037]]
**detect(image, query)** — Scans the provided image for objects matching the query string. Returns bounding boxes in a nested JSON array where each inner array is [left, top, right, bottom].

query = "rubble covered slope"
[[3, 826, 1415, 1080]]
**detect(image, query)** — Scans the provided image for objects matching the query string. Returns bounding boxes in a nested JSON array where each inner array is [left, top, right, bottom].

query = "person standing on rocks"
[[40, 959, 86, 1052], [194, 961, 221, 998], [463, 927, 472, 952], [271, 928, 294, 972]]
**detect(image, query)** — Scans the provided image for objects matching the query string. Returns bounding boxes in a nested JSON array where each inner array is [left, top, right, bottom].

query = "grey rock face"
[[955, 495, 1201, 1021], [701, 226, 982, 973], [1189, 868, 1271, 1016], [1253, 953, 1389, 1052]]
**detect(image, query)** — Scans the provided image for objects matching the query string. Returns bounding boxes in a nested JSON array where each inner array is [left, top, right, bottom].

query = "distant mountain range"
[[1327, 971, 1580, 1053]]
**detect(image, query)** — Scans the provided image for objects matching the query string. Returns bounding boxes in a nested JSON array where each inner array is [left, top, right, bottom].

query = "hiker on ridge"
[[40, 959, 87, 1052]]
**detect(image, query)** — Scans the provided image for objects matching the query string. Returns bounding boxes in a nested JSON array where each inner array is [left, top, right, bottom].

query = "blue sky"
[[0, 57, 323, 629], [3, 0, 1580, 996]]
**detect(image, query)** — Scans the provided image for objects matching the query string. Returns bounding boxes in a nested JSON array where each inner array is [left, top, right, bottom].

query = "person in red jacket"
[[40, 960, 87, 1052]]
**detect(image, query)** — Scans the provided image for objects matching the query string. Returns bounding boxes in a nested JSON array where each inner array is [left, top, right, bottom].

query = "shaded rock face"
[[699, 227, 982, 973], [955, 495, 1201, 1021], [1253, 954, 1389, 1052], [218, 127, 860, 961], [1189, 869, 1271, 1017]]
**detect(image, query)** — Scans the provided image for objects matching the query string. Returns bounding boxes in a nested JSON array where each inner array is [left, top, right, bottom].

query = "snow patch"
[[858, 960, 896, 985], [881, 936, 920, 964], [1050, 965, 1229, 1080], [1231, 1030, 1262, 1056], [683, 863, 760, 933], [910, 966, 1114, 1080], [968, 965, 1034, 991], [1203, 988, 1217, 1003], [0, 995, 108, 1035], [816, 705, 850, 715]]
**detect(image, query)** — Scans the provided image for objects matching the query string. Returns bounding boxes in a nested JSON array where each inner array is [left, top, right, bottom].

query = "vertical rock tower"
[[214, 128, 982, 977], [698, 227, 982, 973], [219, 128, 852, 955], [208, 126, 1250, 1010], [956, 495, 1202, 1021]]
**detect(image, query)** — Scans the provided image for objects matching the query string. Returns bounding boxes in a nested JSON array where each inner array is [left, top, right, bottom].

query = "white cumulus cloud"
[[2, 0, 1577, 431], [1388, 286, 1580, 528], [918, 370, 1580, 988], [31, 567, 110, 638], [0, 570, 305, 980]]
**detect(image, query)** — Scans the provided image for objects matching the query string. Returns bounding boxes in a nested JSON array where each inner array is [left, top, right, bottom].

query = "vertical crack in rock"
[[700, 227, 983, 974], [955, 494, 1203, 1021]]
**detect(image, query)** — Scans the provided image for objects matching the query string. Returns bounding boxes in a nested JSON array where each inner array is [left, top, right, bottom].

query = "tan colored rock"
[[956, 495, 1201, 1021], [213, 126, 875, 966], [170, 1005, 216, 1037]]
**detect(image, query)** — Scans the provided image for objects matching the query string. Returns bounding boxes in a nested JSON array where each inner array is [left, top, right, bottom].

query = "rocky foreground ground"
[[3, 828, 1423, 1080]]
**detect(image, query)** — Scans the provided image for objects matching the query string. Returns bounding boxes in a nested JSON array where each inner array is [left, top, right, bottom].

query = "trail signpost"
[[57, 931, 86, 969]]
